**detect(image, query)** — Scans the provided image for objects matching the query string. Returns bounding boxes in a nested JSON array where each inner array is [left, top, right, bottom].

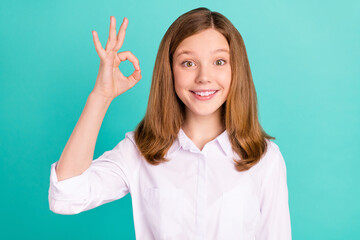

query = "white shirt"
[[48, 129, 291, 240]]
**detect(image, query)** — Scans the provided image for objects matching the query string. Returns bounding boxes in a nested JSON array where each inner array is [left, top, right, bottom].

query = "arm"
[[49, 133, 138, 215], [255, 145, 292, 239], [55, 92, 111, 181], [56, 16, 141, 181], [48, 16, 142, 214]]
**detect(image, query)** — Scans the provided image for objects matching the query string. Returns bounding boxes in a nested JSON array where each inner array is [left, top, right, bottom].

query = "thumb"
[[128, 69, 142, 83]]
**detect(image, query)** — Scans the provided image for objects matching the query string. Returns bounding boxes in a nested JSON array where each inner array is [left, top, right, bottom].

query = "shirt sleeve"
[[255, 144, 292, 240], [48, 132, 139, 215]]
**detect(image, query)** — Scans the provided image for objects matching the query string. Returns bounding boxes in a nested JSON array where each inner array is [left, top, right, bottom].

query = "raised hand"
[[91, 16, 142, 100]]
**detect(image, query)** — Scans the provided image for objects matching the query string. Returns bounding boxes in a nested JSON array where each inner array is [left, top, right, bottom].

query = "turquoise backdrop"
[[0, 0, 359, 239]]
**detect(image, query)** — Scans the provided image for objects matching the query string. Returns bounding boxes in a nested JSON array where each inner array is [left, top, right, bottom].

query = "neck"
[[182, 108, 225, 151]]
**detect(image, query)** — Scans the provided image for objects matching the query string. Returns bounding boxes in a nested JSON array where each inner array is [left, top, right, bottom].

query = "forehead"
[[174, 29, 229, 58]]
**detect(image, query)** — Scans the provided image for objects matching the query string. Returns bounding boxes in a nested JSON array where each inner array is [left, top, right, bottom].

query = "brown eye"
[[215, 59, 226, 66], [182, 61, 194, 67]]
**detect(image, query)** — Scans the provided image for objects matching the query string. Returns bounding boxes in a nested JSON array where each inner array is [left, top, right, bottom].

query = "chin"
[[188, 106, 222, 118]]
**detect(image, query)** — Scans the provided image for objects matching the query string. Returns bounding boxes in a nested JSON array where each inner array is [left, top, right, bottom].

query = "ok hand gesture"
[[91, 16, 142, 101]]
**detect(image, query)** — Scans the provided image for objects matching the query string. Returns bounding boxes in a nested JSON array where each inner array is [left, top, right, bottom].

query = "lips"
[[190, 90, 219, 100], [191, 90, 217, 96]]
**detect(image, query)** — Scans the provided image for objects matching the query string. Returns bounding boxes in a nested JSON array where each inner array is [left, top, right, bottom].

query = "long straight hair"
[[134, 7, 275, 171]]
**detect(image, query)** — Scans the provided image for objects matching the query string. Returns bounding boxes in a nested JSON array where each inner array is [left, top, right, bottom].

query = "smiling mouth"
[[190, 90, 218, 97]]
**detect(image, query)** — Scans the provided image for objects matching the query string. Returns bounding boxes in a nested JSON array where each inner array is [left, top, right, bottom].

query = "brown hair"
[[134, 7, 275, 171]]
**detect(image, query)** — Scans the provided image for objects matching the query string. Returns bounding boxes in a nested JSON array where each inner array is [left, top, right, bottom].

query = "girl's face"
[[172, 28, 231, 121]]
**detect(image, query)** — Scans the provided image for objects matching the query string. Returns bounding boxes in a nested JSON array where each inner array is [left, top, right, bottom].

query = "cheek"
[[173, 69, 190, 91], [173, 78, 184, 96], [219, 69, 232, 91], [172, 68, 181, 95], [174, 84, 182, 100], [173, 75, 186, 102]]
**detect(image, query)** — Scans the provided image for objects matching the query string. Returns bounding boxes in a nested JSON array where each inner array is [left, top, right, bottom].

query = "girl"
[[49, 7, 291, 239]]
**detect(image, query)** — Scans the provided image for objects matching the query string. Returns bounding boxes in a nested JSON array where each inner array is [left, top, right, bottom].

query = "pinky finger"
[[92, 31, 105, 59]]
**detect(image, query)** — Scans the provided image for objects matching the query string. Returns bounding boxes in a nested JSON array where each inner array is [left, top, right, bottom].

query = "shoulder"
[[250, 139, 286, 175], [114, 131, 136, 149], [264, 139, 283, 163], [99, 131, 141, 160], [125, 131, 136, 144], [245, 139, 289, 195], [265, 138, 280, 153], [263, 139, 287, 178]]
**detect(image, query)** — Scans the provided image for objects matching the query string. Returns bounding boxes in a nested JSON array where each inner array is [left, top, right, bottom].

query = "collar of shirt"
[[165, 128, 232, 157]]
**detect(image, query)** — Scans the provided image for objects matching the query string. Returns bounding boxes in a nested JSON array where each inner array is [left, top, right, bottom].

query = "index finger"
[[92, 30, 106, 59], [114, 17, 128, 52]]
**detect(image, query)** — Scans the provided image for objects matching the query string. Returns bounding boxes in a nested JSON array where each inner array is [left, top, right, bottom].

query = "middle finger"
[[105, 16, 117, 51]]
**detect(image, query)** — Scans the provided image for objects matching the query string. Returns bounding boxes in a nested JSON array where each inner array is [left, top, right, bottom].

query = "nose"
[[195, 63, 212, 84]]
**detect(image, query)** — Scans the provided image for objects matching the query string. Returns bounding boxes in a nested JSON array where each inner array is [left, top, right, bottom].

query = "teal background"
[[0, 0, 359, 239]]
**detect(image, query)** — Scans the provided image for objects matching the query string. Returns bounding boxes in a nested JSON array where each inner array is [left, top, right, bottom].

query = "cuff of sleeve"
[[49, 161, 91, 201]]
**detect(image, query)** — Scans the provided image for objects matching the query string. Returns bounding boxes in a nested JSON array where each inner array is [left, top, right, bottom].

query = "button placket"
[[195, 153, 207, 239]]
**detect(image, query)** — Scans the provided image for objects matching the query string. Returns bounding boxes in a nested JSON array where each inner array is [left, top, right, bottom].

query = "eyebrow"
[[174, 48, 230, 58]]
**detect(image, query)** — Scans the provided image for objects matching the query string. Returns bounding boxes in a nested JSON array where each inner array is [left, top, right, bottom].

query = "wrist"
[[88, 91, 113, 106]]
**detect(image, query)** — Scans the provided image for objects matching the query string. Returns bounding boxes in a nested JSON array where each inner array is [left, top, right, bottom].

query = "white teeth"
[[194, 91, 216, 96]]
